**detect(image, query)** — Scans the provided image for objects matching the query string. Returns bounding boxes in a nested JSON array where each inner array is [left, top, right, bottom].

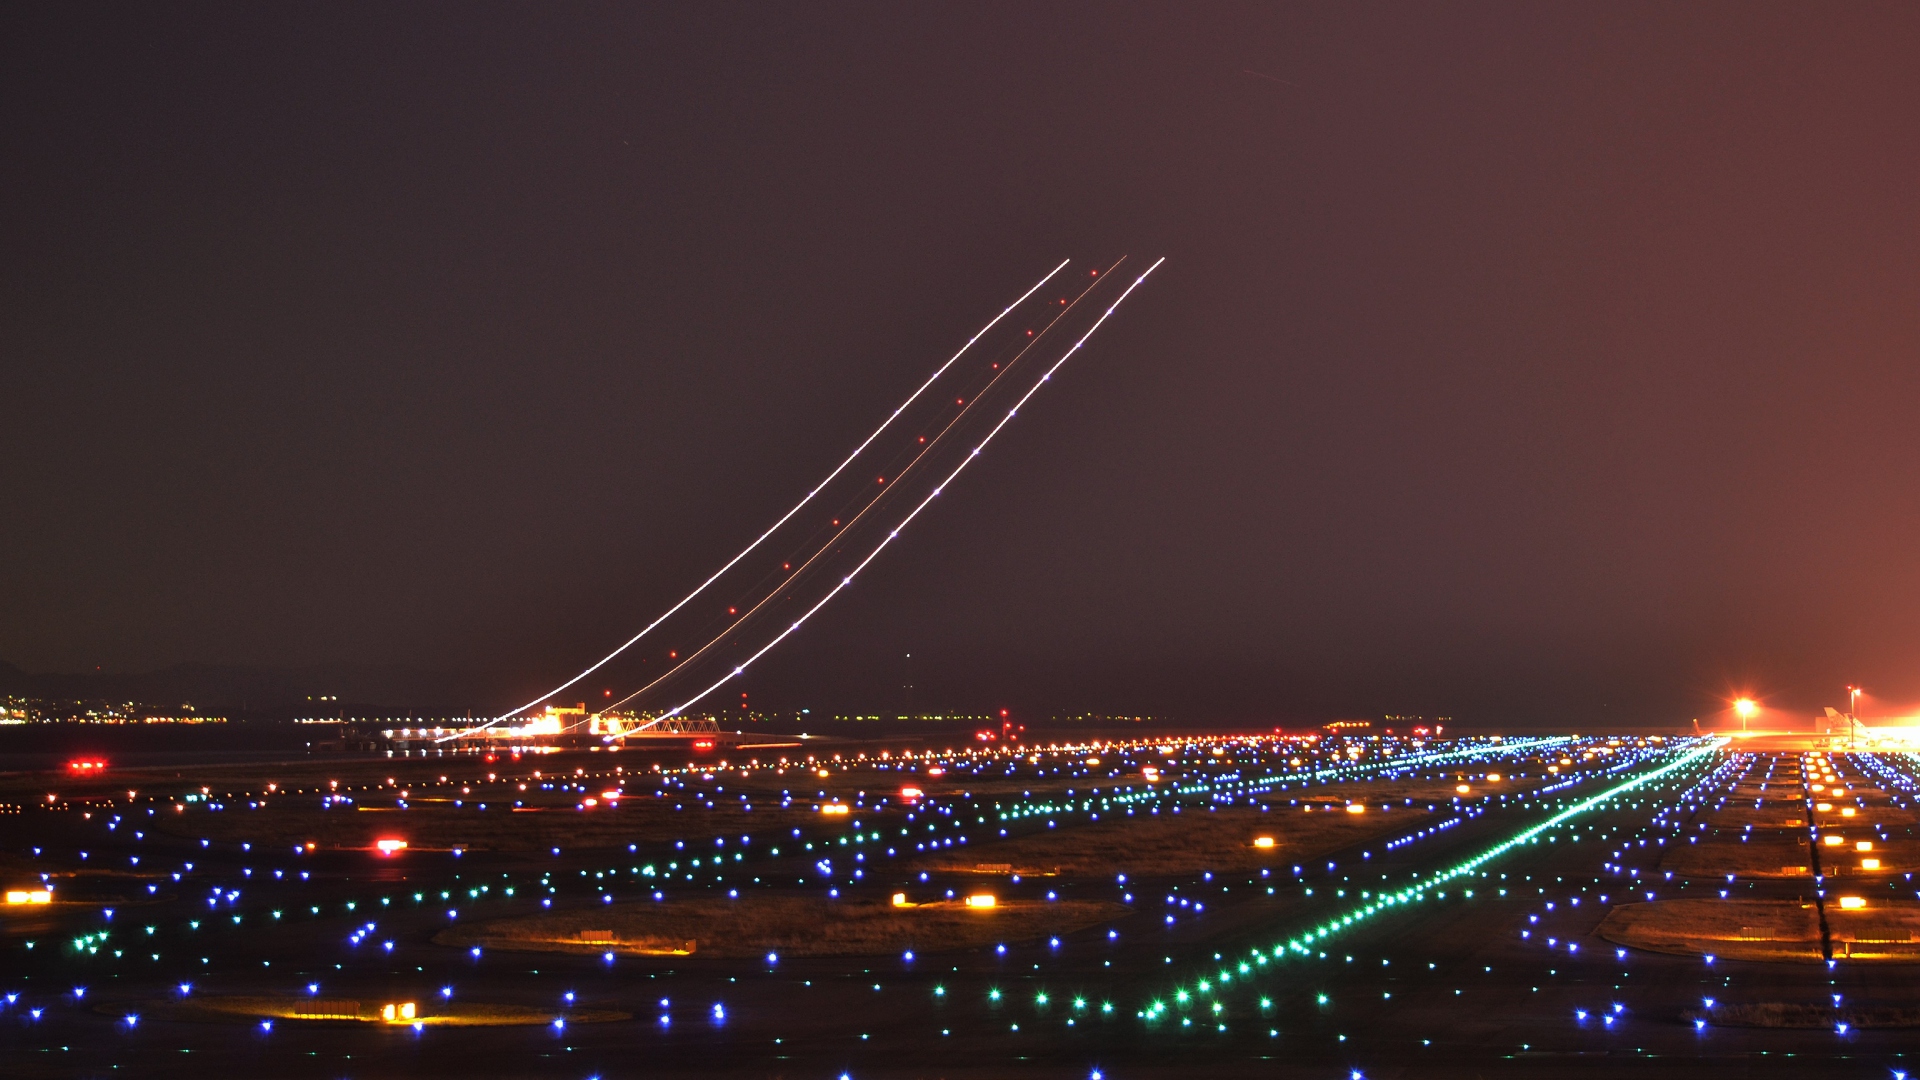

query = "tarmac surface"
[[2, 735, 1916, 1078]]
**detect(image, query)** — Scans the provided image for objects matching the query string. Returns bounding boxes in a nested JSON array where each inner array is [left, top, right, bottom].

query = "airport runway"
[[2, 736, 1914, 1078]]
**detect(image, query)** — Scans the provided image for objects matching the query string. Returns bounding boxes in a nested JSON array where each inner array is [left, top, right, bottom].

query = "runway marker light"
[[1838, 896, 1866, 910], [1252, 837, 1276, 849], [1856, 841, 1873, 852], [1824, 836, 1844, 847], [375, 839, 407, 856], [1841, 807, 1856, 817], [966, 894, 997, 910], [382, 1002, 416, 1022], [5, 889, 52, 905], [892, 893, 911, 907], [1861, 859, 1881, 870]]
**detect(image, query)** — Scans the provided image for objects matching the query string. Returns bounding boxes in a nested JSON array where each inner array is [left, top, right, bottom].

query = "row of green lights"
[[38, 735, 1605, 980], [996, 736, 1573, 822], [94, 739, 1571, 958], [1141, 738, 1723, 1021]]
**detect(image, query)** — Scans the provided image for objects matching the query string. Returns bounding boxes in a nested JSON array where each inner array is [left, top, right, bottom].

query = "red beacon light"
[[67, 760, 107, 773], [899, 786, 924, 800], [375, 839, 408, 856], [692, 740, 715, 750]]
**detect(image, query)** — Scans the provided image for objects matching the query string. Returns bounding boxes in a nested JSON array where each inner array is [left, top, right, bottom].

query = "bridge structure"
[[589, 713, 723, 742]]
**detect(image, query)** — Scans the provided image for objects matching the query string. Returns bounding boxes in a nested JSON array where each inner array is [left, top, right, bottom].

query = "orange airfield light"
[[375, 839, 407, 856]]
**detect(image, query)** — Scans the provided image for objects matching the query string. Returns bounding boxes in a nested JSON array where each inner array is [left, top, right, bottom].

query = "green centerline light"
[[1144, 739, 1724, 1020]]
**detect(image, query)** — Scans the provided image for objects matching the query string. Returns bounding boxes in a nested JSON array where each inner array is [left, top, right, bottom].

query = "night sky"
[[6, 4, 1920, 726]]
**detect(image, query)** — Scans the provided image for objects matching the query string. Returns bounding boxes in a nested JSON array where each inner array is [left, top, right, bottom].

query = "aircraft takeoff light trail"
[[585, 258, 1127, 725], [438, 259, 1071, 743], [649, 257, 1167, 725]]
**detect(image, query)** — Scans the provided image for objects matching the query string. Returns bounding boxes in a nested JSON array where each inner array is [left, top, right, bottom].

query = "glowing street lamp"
[[1733, 699, 1758, 732]]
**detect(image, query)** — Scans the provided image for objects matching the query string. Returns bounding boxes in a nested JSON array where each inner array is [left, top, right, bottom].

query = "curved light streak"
[[439, 259, 1070, 742], [589, 260, 1126, 725], [648, 257, 1167, 725]]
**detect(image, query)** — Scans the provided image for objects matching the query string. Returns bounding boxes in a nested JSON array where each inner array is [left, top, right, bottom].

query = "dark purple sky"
[[5, 4, 1919, 726]]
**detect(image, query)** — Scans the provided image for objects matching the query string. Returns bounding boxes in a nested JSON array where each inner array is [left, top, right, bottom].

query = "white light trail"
[[439, 260, 1069, 742], [649, 257, 1166, 724], [590, 259, 1126, 723]]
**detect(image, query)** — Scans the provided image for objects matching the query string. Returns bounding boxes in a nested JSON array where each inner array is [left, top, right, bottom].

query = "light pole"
[[1734, 698, 1757, 733]]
